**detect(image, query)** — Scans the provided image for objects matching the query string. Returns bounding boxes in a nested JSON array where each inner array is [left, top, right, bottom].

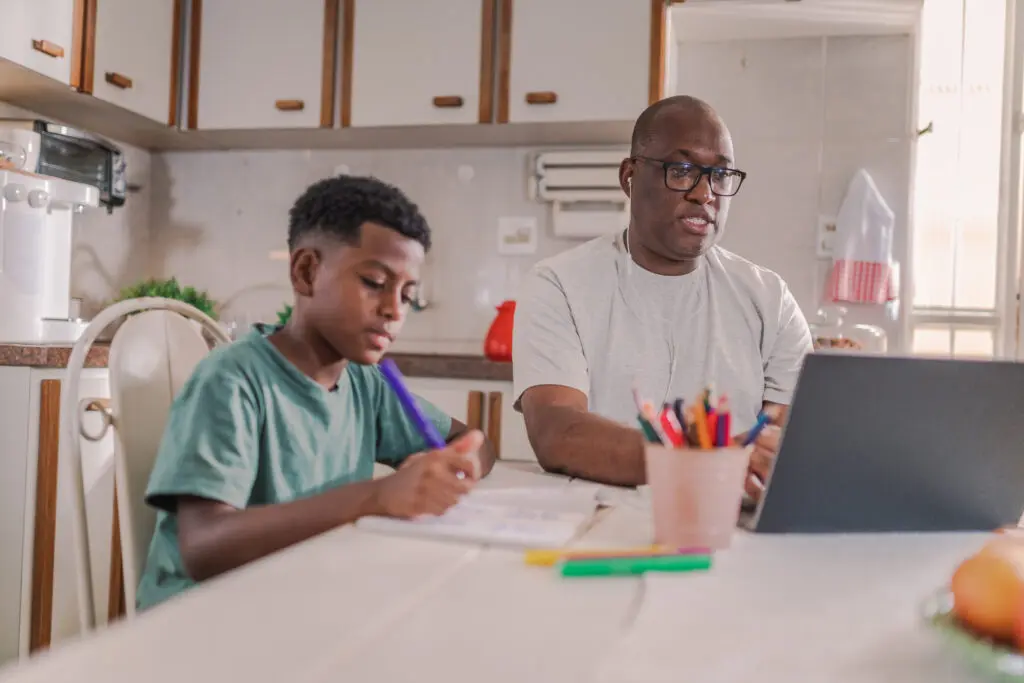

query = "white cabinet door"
[[194, 0, 330, 130], [90, 0, 178, 124], [0, 0, 78, 85], [19, 370, 114, 656], [504, 0, 655, 123], [404, 377, 472, 426], [0, 368, 32, 667], [493, 384, 535, 463], [350, 0, 486, 127]]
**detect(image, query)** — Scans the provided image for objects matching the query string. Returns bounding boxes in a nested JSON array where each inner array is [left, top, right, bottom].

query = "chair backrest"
[[108, 310, 211, 618], [63, 297, 230, 633]]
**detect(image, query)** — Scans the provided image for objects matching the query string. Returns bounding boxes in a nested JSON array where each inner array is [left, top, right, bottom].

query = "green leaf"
[[113, 277, 220, 320]]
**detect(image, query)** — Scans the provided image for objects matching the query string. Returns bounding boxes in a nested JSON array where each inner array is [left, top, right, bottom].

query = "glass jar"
[[809, 305, 887, 354]]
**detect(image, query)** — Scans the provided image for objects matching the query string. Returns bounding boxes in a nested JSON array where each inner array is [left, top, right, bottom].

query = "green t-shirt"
[[135, 324, 452, 611]]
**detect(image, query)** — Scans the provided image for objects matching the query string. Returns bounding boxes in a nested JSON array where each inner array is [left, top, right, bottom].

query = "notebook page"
[[356, 487, 601, 549]]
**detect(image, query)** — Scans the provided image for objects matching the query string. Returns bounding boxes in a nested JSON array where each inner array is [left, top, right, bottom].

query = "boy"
[[136, 175, 496, 611]]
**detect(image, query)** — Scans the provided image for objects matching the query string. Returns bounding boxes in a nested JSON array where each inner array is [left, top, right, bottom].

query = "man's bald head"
[[630, 95, 724, 156], [620, 95, 739, 272]]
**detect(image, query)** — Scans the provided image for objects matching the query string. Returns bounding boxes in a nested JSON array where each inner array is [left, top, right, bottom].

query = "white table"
[[0, 464, 989, 683]]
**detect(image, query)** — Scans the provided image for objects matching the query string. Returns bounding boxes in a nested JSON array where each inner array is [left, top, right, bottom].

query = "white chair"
[[62, 297, 230, 633]]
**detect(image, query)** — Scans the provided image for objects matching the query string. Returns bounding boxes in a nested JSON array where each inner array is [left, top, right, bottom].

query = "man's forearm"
[[533, 406, 646, 486], [178, 479, 383, 582]]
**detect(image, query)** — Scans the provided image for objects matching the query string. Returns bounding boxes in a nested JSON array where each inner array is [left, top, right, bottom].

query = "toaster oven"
[[0, 118, 126, 213]]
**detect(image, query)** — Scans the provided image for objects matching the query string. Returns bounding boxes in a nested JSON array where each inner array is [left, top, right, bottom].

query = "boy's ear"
[[290, 247, 319, 297]]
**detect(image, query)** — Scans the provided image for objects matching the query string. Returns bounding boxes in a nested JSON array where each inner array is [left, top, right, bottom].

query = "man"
[[513, 95, 812, 493], [137, 175, 495, 610]]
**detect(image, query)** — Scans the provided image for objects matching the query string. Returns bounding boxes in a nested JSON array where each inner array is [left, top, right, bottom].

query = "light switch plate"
[[817, 215, 837, 259], [497, 216, 538, 255]]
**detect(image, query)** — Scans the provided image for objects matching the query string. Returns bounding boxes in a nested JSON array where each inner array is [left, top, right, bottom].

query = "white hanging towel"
[[827, 169, 898, 305]]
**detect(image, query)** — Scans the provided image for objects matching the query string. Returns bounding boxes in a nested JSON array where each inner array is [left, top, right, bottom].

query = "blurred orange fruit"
[[952, 543, 1024, 641]]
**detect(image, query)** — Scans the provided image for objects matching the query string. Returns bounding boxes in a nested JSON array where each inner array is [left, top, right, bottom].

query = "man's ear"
[[290, 247, 320, 297], [618, 158, 634, 198]]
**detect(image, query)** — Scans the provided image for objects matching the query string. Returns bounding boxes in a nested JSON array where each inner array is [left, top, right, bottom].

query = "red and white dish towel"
[[827, 169, 898, 305]]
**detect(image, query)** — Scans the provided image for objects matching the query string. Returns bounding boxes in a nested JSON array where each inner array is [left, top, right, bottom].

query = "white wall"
[[674, 34, 914, 349], [148, 147, 581, 353]]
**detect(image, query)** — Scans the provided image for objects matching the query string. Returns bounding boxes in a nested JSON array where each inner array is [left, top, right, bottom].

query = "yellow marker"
[[524, 545, 669, 567]]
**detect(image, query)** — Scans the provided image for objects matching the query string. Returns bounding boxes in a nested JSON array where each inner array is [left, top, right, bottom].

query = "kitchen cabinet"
[[498, 0, 666, 124], [189, 0, 339, 130], [86, 0, 181, 125], [405, 377, 535, 463], [0, 367, 116, 667], [0, 0, 82, 86], [348, 0, 493, 127]]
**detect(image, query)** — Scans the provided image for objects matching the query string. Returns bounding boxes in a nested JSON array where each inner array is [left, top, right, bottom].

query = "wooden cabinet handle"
[[467, 391, 484, 431], [31, 39, 64, 59], [487, 392, 503, 459], [104, 72, 133, 89], [275, 99, 305, 111], [433, 96, 464, 108], [525, 91, 557, 105]]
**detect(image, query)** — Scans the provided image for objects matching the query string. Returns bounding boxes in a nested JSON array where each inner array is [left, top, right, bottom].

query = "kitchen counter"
[[386, 353, 512, 382], [0, 343, 513, 381], [0, 343, 110, 369]]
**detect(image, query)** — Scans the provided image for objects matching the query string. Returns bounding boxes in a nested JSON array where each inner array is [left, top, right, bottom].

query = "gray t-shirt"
[[512, 232, 813, 433]]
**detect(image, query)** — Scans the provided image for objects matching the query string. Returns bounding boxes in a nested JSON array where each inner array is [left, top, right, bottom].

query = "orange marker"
[[692, 401, 713, 449]]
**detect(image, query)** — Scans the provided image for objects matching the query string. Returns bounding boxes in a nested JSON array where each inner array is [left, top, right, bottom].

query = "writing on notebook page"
[[356, 487, 601, 549]]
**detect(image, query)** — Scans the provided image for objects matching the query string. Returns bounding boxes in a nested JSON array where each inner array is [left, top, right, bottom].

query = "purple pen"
[[378, 358, 447, 450]]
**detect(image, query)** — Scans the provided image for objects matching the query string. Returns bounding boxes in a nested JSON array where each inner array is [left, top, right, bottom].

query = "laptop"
[[743, 352, 1024, 533]]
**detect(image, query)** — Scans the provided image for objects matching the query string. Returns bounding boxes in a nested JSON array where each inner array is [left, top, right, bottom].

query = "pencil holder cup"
[[644, 445, 751, 551]]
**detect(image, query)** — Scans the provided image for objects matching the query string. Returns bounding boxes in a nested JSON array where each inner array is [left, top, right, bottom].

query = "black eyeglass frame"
[[631, 155, 748, 197]]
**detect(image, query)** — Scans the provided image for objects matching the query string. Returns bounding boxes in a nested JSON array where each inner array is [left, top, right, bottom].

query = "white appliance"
[[0, 168, 99, 343], [530, 149, 630, 239]]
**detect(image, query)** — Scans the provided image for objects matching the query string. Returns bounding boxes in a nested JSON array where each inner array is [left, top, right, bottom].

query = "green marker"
[[559, 553, 712, 577]]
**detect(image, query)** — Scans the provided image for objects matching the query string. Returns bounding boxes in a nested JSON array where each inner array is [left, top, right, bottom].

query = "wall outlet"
[[497, 216, 538, 255], [817, 215, 837, 259]]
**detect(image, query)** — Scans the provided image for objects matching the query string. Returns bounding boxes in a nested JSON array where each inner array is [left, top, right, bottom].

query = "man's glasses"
[[632, 156, 747, 197]]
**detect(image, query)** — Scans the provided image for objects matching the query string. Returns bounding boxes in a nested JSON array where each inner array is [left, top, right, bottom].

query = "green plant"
[[276, 303, 293, 326], [115, 277, 219, 320]]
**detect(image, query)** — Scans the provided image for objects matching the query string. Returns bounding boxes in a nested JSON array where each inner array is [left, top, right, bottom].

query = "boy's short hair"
[[287, 175, 431, 251]]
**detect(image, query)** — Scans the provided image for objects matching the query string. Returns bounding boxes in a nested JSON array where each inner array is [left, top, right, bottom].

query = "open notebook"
[[356, 487, 602, 548]]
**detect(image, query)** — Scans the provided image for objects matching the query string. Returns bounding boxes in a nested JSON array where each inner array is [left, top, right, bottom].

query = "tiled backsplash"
[[3, 32, 913, 353], [148, 147, 582, 350]]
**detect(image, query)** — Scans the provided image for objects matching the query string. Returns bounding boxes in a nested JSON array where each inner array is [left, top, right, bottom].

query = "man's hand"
[[745, 424, 780, 500], [742, 403, 787, 500], [374, 430, 484, 518]]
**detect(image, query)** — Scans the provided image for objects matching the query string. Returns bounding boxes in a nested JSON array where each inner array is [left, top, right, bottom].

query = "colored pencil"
[[658, 405, 686, 447], [691, 401, 713, 449], [715, 398, 731, 447], [524, 545, 709, 567]]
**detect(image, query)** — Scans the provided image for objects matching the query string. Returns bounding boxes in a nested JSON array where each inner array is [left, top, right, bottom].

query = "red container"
[[484, 300, 515, 362]]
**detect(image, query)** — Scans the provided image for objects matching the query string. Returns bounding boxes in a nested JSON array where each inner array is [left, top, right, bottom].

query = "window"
[[910, 0, 1007, 359]]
